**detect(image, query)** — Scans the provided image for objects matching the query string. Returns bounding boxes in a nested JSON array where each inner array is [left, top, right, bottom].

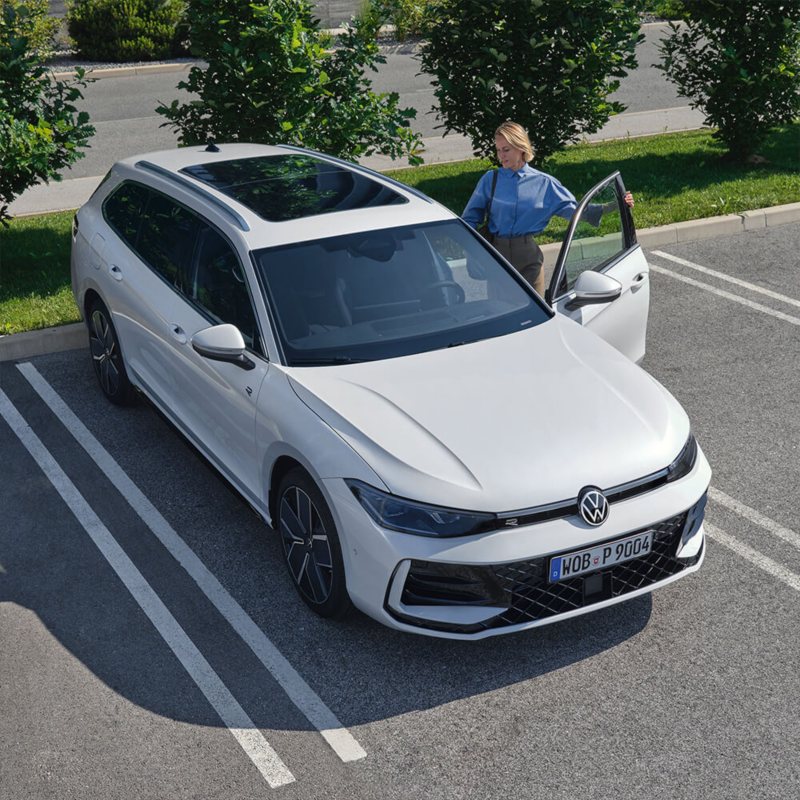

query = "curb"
[[49, 21, 675, 80], [3, 202, 800, 363], [52, 61, 195, 81], [1, 322, 86, 362]]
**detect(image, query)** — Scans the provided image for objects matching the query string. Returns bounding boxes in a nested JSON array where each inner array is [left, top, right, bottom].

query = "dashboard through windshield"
[[251, 220, 550, 366]]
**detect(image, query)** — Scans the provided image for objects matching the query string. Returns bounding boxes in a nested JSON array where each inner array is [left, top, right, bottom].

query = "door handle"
[[108, 264, 123, 282], [170, 325, 187, 345], [631, 272, 648, 291]]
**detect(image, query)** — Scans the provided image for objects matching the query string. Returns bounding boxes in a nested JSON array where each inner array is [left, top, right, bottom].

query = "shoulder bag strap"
[[487, 168, 498, 217]]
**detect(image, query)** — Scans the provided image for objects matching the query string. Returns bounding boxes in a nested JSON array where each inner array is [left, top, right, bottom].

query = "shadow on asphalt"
[[0, 348, 651, 733]]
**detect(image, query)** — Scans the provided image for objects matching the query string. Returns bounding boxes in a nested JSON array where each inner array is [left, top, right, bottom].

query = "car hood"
[[287, 317, 689, 512]]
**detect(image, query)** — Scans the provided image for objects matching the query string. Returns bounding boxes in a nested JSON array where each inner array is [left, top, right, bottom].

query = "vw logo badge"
[[578, 486, 609, 526]]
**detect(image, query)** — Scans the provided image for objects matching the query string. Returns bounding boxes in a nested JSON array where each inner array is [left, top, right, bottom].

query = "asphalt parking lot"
[[2, 223, 799, 799]]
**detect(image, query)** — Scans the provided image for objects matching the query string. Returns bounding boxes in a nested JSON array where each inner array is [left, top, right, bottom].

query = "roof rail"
[[275, 145, 434, 204], [135, 160, 251, 232]]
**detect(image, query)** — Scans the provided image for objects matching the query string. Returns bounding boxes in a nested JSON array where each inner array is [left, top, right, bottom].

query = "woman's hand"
[[624, 191, 634, 208]]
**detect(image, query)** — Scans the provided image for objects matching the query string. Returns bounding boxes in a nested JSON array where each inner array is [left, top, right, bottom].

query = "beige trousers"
[[493, 234, 545, 296]]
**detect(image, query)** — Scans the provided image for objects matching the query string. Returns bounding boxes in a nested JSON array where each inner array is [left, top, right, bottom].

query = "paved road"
[[9, 23, 701, 215], [48, 0, 363, 27], [2, 224, 799, 798], [50, 24, 696, 182]]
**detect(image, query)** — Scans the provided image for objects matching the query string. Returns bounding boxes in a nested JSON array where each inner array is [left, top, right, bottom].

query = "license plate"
[[549, 531, 652, 582]]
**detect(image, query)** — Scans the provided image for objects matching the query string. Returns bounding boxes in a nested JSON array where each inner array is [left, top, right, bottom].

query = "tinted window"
[[180, 155, 408, 222], [185, 224, 261, 353], [253, 220, 549, 366], [103, 182, 150, 247], [136, 192, 196, 286]]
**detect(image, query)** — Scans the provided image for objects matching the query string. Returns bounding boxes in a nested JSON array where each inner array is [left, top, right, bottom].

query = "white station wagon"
[[71, 143, 710, 638]]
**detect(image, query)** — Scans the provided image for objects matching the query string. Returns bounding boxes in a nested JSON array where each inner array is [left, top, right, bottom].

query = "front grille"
[[393, 502, 704, 634]]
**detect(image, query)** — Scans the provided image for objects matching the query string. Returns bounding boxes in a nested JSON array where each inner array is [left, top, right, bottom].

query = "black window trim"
[[103, 180, 183, 296], [102, 180, 267, 360], [548, 171, 638, 304], [183, 215, 268, 360]]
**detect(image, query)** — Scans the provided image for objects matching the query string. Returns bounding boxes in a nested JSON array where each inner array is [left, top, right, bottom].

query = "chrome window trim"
[[136, 160, 251, 232]]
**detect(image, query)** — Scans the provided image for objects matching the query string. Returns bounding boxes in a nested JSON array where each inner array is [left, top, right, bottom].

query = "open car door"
[[546, 172, 650, 364]]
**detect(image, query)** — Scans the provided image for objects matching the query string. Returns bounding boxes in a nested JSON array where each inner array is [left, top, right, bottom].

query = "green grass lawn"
[[387, 125, 800, 245], [1, 210, 79, 334], [1, 124, 798, 335]]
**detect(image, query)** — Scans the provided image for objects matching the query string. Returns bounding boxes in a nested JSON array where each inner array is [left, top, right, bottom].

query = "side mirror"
[[564, 270, 622, 311], [191, 324, 255, 371]]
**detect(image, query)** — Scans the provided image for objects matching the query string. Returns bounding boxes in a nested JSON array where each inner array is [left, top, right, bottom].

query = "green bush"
[[374, 0, 438, 41], [67, 0, 186, 62], [157, 0, 422, 163], [418, 0, 644, 165], [659, 0, 800, 160], [0, 0, 60, 57], [0, 3, 94, 225], [641, 0, 686, 19]]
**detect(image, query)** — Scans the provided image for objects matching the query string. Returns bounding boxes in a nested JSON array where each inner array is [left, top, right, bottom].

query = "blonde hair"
[[494, 122, 534, 163]]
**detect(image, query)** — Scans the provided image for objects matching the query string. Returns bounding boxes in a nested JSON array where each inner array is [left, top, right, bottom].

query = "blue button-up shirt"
[[462, 165, 581, 238]]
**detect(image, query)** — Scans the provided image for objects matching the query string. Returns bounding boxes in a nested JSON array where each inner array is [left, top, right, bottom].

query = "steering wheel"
[[423, 280, 466, 304]]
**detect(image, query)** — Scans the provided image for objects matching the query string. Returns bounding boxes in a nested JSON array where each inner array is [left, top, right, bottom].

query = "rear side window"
[[103, 182, 150, 247], [136, 192, 196, 286]]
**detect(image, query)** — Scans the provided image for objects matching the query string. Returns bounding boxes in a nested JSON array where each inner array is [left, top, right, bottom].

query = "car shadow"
[[1, 348, 653, 734]]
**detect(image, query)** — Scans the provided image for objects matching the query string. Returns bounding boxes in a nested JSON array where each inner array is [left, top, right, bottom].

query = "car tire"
[[276, 468, 353, 619], [88, 298, 136, 406]]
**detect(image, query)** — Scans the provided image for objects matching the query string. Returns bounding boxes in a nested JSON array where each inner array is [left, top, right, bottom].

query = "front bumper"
[[322, 448, 711, 639]]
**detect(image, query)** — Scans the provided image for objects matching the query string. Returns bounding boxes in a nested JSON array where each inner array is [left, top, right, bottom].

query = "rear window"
[[180, 154, 408, 222]]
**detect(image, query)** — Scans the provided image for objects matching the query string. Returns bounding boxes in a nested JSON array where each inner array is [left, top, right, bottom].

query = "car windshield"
[[251, 220, 550, 365]]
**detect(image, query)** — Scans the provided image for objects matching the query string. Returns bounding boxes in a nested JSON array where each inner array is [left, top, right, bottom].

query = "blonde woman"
[[462, 121, 634, 296]]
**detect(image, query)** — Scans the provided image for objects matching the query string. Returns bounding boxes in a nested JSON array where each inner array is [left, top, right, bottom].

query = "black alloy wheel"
[[88, 299, 136, 406], [277, 468, 352, 619]]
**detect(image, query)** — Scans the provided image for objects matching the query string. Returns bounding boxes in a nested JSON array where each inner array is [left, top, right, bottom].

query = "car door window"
[[136, 192, 196, 288], [553, 177, 632, 299], [186, 223, 262, 355], [103, 182, 151, 248]]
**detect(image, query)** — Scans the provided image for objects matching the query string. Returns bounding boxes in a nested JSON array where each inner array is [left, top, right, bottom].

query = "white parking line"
[[709, 487, 800, 552], [651, 251, 800, 310], [17, 362, 367, 764], [0, 388, 295, 788], [706, 523, 800, 593], [648, 263, 800, 327]]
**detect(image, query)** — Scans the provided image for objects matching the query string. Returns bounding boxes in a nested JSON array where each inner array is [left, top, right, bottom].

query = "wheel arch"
[[268, 455, 307, 527], [83, 288, 103, 325]]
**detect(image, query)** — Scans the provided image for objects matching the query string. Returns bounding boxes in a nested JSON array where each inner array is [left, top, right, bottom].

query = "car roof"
[[112, 143, 456, 249]]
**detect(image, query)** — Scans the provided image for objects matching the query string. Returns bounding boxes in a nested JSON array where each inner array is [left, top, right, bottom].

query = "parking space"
[[2, 224, 799, 798]]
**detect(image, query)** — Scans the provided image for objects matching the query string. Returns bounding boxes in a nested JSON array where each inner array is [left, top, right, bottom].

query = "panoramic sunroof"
[[180, 154, 408, 222]]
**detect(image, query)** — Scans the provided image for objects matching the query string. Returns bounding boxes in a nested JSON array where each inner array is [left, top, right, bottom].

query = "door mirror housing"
[[192, 324, 255, 370], [564, 270, 622, 311]]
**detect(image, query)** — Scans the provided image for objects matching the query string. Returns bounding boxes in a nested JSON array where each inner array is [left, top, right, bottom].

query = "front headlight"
[[666, 433, 698, 483], [346, 480, 497, 538]]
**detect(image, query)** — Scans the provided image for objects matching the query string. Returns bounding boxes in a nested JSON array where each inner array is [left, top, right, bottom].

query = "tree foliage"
[[658, 0, 800, 160], [418, 0, 644, 165], [157, 0, 422, 163], [67, 0, 187, 63], [0, 3, 94, 225], [1, 0, 60, 57]]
